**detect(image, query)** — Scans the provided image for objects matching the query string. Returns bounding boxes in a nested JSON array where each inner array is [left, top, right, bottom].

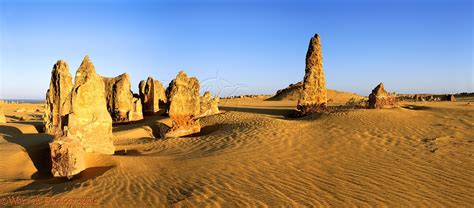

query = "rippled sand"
[[1, 99, 473, 206]]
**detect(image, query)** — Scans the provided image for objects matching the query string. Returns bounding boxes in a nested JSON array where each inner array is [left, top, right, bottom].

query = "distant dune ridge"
[[268, 81, 364, 104]]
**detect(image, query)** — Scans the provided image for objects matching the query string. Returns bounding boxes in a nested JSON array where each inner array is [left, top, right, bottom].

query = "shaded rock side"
[[44, 60, 73, 134], [368, 82, 397, 109], [103, 73, 142, 123], [66, 56, 115, 155], [200, 91, 220, 116], [154, 80, 167, 107], [139, 77, 164, 115], [50, 134, 85, 179], [297, 34, 328, 114], [130, 95, 144, 121]]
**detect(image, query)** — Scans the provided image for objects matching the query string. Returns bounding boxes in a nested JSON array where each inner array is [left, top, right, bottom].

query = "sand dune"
[[0, 100, 473, 206]]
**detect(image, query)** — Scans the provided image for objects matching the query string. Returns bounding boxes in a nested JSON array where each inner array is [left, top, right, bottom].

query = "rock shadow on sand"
[[220, 106, 294, 118], [401, 105, 432, 111], [11, 165, 115, 196], [1, 125, 53, 179]]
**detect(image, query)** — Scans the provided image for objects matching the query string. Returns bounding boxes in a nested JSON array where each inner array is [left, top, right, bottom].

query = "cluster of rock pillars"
[[37, 33, 399, 178]]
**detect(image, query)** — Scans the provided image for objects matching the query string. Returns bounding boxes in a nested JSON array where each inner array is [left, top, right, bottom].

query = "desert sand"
[[0, 98, 473, 206]]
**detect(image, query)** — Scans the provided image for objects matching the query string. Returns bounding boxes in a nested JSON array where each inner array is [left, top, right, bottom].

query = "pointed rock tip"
[[80, 55, 93, 66]]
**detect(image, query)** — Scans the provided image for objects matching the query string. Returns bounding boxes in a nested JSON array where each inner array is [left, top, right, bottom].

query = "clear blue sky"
[[0, 0, 472, 99]]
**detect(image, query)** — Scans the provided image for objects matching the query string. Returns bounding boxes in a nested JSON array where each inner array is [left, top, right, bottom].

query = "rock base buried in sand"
[[165, 115, 201, 138], [50, 136, 86, 179]]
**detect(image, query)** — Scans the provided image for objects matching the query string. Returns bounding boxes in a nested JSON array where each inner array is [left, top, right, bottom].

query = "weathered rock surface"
[[50, 133, 85, 179], [139, 77, 166, 115], [165, 71, 201, 137], [103, 73, 143, 123], [200, 91, 219, 116], [0, 101, 6, 123], [297, 34, 328, 114], [66, 56, 115, 154], [368, 83, 397, 109], [130, 95, 144, 121], [44, 60, 73, 134], [154, 80, 167, 107]]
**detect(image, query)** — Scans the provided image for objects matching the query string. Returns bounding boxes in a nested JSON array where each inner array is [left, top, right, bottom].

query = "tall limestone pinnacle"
[[44, 60, 73, 134], [66, 55, 115, 155], [297, 33, 328, 114]]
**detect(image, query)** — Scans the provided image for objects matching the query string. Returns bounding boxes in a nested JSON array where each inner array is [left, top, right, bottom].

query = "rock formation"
[[66, 56, 115, 154], [165, 71, 201, 137], [103, 73, 143, 123], [200, 91, 219, 116], [130, 95, 144, 121], [297, 34, 327, 115], [44, 60, 73, 135], [368, 82, 397, 109], [154, 80, 167, 107], [0, 101, 6, 123], [139, 77, 166, 115], [49, 131, 85, 179], [447, 94, 456, 102]]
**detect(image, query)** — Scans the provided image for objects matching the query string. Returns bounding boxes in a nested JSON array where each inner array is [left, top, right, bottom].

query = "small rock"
[[368, 82, 397, 109], [50, 134, 85, 179]]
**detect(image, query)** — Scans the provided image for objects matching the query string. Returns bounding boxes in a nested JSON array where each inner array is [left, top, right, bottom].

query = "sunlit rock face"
[[0, 101, 6, 123], [44, 60, 73, 134], [103, 73, 143, 123], [165, 71, 201, 137], [50, 133, 86, 179], [297, 34, 327, 115], [66, 55, 115, 155]]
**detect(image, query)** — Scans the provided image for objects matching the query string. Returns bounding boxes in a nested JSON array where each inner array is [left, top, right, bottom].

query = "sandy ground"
[[0, 99, 473, 207]]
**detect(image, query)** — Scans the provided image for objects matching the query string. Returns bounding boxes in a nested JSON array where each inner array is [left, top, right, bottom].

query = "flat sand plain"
[[0, 98, 473, 206]]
